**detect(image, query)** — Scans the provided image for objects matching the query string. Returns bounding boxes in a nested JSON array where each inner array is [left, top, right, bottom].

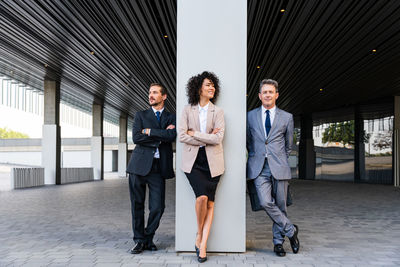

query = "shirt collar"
[[151, 107, 164, 114], [262, 105, 276, 115], [198, 102, 209, 112]]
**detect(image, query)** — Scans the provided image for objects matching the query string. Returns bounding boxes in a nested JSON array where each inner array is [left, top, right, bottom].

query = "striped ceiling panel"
[[1, 0, 400, 122]]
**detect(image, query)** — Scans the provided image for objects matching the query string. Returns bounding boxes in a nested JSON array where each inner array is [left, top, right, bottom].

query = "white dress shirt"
[[151, 107, 164, 158]]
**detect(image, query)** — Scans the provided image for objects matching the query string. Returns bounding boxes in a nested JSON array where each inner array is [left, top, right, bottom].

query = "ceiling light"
[[90, 51, 95, 55], [256, 66, 260, 69], [280, 9, 285, 13], [164, 35, 168, 38], [320, 88, 323, 91], [44, 64, 48, 68], [372, 49, 377, 53]]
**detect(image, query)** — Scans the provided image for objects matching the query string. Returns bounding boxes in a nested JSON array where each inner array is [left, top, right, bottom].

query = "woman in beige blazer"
[[179, 71, 225, 263]]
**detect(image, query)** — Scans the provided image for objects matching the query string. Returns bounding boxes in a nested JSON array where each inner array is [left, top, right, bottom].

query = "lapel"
[[191, 105, 200, 131], [256, 106, 265, 140], [147, 108, 160, 128], [159, 110, 168, 127], [206, 102, 215, 133], [266, 107, 281, 142]]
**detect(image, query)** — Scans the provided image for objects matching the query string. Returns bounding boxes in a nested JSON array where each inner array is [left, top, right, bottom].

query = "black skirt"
[[185, 147, 221, 202]]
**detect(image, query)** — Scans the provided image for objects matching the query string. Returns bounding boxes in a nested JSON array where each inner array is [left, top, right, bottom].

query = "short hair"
[[149, 83, 167, 95], [259, 79, 279, 93], [186, 71, 220, 105]]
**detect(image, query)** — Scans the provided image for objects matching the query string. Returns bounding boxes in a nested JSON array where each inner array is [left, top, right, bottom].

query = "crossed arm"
[[178, 107, 224, 146], [132, 113, 176, 147]]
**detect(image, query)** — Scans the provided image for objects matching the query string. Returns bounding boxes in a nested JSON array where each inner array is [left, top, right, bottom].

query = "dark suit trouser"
[[128, 160, 165, 244], [254, 159, 295, 245]]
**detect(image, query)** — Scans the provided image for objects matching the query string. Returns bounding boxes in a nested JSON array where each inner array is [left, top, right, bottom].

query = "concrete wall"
[[176, 0, 247, 252]]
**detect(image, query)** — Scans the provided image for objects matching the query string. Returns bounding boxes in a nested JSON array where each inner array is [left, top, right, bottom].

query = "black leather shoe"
[[195, 245, 199, 257], [274, 244, 286, 257], [289, 224, 300, 254], [145, 241, 158, 251], [130, 242, 145, 254]]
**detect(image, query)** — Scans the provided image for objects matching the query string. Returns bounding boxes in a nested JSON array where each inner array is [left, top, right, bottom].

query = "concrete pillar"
[[394, 96, 400, 187], [42, 80, 61, 185], [176, 0, 247, 252], [118, 114, 128, 177], [299, 114, 316, 179], [91, 101, 104, 180], [354, 107, 365, 182]]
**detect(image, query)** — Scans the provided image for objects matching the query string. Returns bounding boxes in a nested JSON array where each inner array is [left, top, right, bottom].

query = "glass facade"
[[314, 121, 355, 182], [363, 116, 393, 184]]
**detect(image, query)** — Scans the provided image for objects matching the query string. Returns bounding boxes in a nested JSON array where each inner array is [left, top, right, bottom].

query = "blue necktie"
[[265, 110, 271, 136], [156, 111, 161, 122]]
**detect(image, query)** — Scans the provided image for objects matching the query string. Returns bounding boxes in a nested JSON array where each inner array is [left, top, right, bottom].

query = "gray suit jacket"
[[246, 106, 294, 180]]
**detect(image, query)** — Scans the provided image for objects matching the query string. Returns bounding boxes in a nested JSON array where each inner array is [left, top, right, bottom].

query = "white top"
[[151, 107, 164, 158], [261, 105, 276, 138], [198, 103, 209, 134], [198, 103, 209, 148]]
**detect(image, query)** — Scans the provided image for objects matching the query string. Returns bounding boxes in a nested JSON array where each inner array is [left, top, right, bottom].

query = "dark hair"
[[186, 71, 220, 105], [259, 79, 279, 93], [150, 83, 167, 95]]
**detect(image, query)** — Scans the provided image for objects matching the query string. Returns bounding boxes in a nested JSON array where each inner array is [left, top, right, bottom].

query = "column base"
[[42, 124, 60, 185], [91, 136, 104, 180], [299, 138, 315, 180], [118, 143, 127, 177]]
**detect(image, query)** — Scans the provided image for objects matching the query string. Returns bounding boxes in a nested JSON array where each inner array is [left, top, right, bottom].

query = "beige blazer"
[[178, 102, 225, 178]]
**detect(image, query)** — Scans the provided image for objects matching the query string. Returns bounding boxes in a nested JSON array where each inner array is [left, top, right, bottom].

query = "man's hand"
[[166, 124, 175, 130], [212, 128, 220, 134], [187, 130, 195, 137], [141, 128, 150, 135]]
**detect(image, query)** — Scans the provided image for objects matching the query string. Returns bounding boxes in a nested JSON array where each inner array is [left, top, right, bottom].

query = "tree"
[[0, 127, 29, 138], [322, 120, 369, 146]]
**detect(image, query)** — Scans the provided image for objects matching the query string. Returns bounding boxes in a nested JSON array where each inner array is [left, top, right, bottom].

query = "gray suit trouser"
[[254, 159, 294, 245]]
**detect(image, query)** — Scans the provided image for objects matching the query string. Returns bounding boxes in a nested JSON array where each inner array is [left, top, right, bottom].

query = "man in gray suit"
[[246, 79, 300, 257]]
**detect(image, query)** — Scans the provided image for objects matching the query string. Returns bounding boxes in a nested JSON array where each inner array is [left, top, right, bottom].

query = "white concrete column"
[[394, 96, 400, 187], [91, 102, 104, 180], [176, 0, 247, 252], [118, 114, 128, 177], [42, 80, 61, 185]]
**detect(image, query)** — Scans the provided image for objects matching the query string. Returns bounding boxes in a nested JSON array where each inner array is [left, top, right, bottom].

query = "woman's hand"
[[212, 128, 220, 134], [187, 130, 195, 136]]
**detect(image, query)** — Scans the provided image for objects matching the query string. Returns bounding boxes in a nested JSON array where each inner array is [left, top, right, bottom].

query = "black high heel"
[[198, 247, 207, 263], [198, 255, 207, 263]]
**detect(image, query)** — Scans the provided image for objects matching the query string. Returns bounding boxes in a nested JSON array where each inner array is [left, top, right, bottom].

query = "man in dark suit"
[[247, 79, 300, 257], [127, 83, 176, 254]]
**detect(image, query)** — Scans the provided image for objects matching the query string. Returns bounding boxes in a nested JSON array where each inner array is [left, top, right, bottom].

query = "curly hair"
[[186, 71, 220, 105]]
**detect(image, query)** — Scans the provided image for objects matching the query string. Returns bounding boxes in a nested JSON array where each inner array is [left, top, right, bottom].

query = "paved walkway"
[[0, 177, 399, 266]]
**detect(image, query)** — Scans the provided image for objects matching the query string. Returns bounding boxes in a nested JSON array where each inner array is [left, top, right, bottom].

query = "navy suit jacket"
[[126, 108, 176, 179]]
